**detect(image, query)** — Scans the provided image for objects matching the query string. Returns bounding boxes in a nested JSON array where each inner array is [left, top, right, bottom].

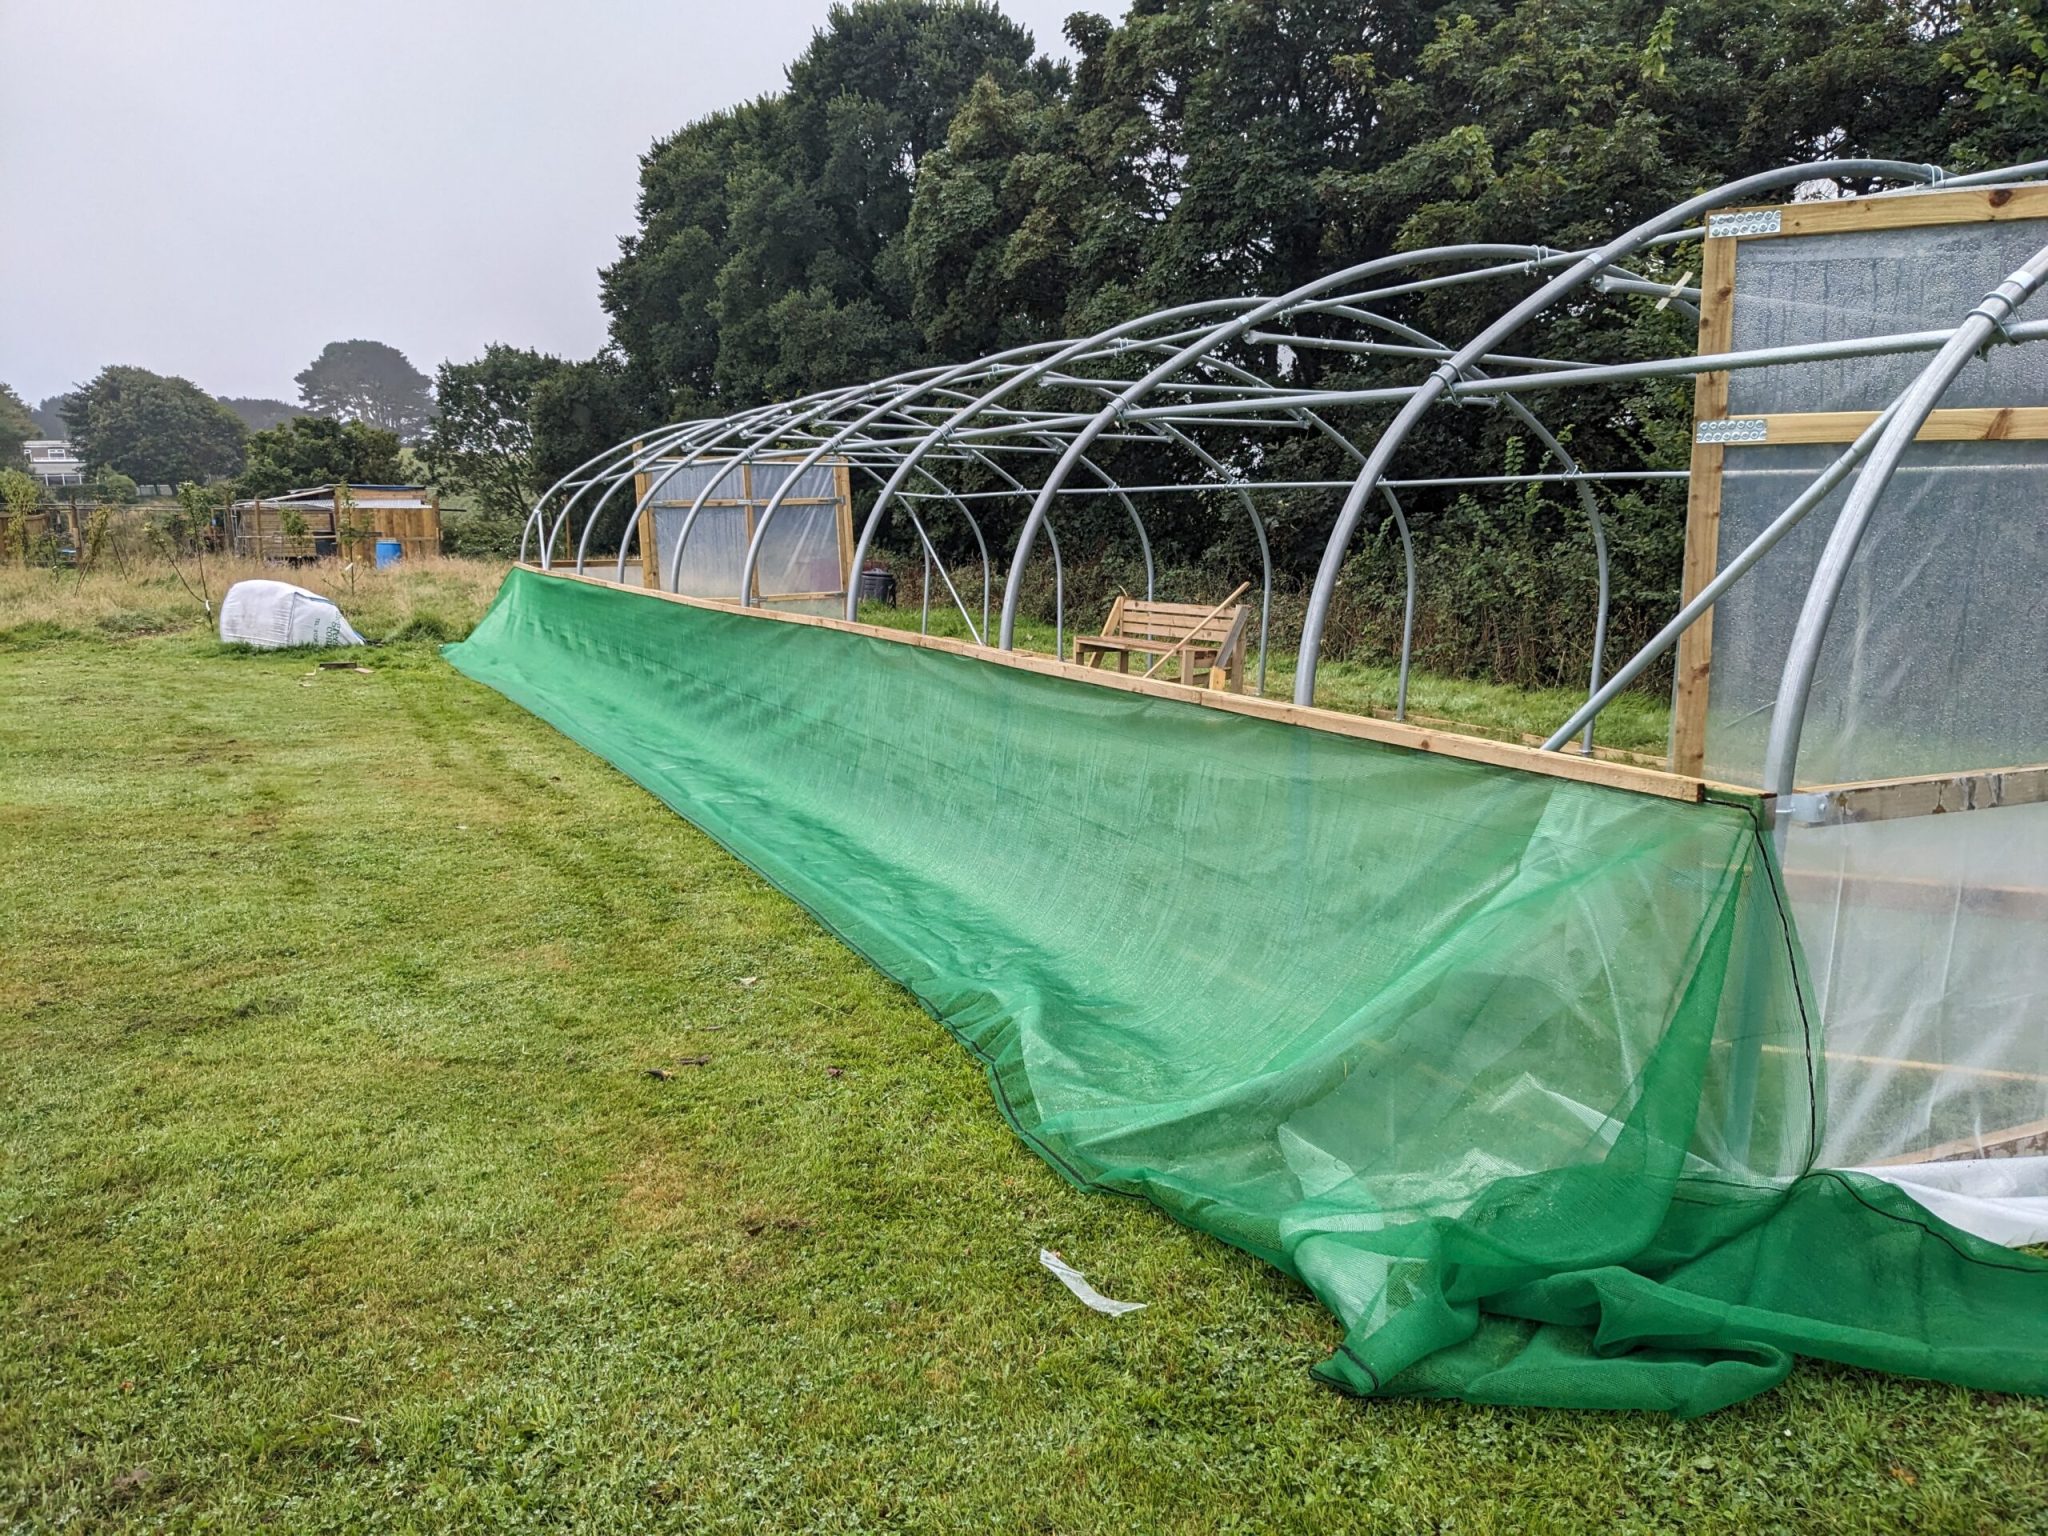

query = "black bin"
[[857, 565, 898, 606]]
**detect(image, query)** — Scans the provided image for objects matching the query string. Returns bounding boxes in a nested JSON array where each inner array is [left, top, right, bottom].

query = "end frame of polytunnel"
[[515, 155, 2048, 1207]]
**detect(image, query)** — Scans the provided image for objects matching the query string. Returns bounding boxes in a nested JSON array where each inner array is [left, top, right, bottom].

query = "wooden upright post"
[[1670, 234, 1737, 777]]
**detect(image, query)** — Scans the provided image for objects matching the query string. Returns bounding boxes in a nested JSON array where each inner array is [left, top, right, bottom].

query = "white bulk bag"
[[218, 579, 365, 649]]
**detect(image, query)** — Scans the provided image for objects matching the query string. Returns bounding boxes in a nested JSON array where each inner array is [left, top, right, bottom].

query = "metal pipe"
[[996, 245, 1562, 651], [1538, 403, 1907, 753], [1759, 244, 2048, 803], [1293, 158, 1944, 705], [1384, 487, 1418, 719]]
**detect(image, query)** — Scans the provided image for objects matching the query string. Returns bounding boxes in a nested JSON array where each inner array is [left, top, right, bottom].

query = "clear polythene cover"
[[445, 569, 2048, 1415]]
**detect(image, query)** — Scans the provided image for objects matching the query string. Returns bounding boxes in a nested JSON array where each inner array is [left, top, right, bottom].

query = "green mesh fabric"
[[446, 569, 2048, 1415]]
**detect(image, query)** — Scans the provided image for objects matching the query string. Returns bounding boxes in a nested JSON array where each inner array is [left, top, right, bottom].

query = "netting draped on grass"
[[445, 568, 2048, 1415]]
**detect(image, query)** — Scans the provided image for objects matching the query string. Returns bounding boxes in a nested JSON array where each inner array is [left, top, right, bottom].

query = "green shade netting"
[[445, 569, 2048, 1415]]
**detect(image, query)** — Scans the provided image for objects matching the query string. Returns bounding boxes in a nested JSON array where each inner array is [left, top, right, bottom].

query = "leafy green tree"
[[528, 353, 643, 488], [216, 396, 304, 432], [601, 0, 1059, 412], [58, 366, 246, 485], [421, 346, 566, 521], [237, 416, 405, 499], [1, 468, 42, 566], [1941, 0, 2048, 166], [295, 340, 436, 442], [0, 383, 37, 467], [589, 0, 2048, 682]]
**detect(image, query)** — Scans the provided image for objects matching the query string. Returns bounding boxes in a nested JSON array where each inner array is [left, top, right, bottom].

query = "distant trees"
[[422, 345, 566, 522], [295, 340, 436, 442], [237, 416, 404, 499], [57, 367, 246, 485], [216, 396, 302, 432], [410, 348, 642, 555], [0, 384, 36, 466], [527, 354, 642, 489], [30, 397, 69, 438]]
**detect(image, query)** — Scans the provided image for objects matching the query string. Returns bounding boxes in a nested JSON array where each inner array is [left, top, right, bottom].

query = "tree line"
[[14, 0, 2042, 673], [556, 0, 2048, 678]]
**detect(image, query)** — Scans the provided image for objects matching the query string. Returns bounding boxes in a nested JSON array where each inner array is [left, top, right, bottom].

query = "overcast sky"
[[0, 0, 1105, 411]]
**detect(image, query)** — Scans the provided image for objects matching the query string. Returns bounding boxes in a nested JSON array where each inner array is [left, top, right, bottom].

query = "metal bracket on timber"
[[1782, 762, 2048, 826]]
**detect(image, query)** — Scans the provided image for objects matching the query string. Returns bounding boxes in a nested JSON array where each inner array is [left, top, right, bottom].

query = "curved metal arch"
[[539, 378, 882, 573], [1305, 302, 1611, 747], [993, 244, 1585, 653], [1759, 241, 2048, 803], [915, 378, 1162, 623], [520, 430, 672, 567], [671, 425, 996, 639], [634, 337, 1089, 630], [577, 416, 767, 577], [846, 291, 1430, 687], [983, 231, 1823, 670], [1291, 157, 1945, 706], [608, 384, 899, 584], [723, 333, 1195, 634], [848, 294, 1313, 620], [506, 156, 2048, 782], [524, 402, 793, 579], [559, 362, 978, 581], [526, 414, 747, 568]]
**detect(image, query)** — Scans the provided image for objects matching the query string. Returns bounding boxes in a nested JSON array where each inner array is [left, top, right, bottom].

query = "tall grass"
[[0, 552, 510, 648]]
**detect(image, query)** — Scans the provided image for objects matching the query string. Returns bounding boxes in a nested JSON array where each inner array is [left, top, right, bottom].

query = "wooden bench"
[[1074, 586, 1251, 691]]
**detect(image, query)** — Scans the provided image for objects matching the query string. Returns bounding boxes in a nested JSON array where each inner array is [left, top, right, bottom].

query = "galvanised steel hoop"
[[520, 157, 2048, 763]]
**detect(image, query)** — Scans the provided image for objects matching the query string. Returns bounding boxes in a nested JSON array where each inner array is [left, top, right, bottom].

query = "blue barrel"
[[374, 538, 403, 569]]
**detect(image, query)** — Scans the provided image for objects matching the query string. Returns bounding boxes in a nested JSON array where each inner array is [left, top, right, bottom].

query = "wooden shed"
[[228, 484, 440, 563]]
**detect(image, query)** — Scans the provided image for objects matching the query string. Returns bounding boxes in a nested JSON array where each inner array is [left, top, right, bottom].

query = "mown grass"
[[3, 566, 2041, 1532]]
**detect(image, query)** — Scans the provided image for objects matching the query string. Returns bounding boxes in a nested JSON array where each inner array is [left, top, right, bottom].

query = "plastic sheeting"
[[643, 460, 847, 611], [218, 579, 364, 649], [1725, 217, 2048, 415], [445, 569, 2048, 1415], [1782, 803, 2048, 1218], [1696, 214, 2048, 1223], [1704, 439, 2048, 786]]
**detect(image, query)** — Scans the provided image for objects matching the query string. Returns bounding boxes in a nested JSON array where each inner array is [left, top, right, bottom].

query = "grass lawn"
[[3, 563, 2043, 1532]]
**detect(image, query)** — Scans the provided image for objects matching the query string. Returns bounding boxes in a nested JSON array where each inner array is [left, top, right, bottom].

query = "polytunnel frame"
[[527, 269, 1619, 717], [519, 153, 2048, 792]]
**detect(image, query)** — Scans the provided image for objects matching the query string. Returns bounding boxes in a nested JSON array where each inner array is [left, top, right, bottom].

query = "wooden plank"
[[1081, 593, 1127, 665], [1780, 867, 2048, 921], [1790, 761, 2048, 825], [1375, 710, 1670, 768], [634, 445, 655, 589], [525, 566, 1723, 803], [1672, 233, 1738, 777], [1721, 406, 2048, 445], [1871, 1117, 2048, 1167], [835, 460, 854, 591], [1717, 183, 2048, 241]]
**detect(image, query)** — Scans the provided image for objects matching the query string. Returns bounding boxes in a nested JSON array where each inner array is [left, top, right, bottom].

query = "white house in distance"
[[22, 440, 85, 487]]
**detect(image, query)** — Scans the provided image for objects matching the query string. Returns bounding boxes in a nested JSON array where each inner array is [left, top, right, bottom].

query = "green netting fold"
[[445, 569, 2048, 1414]]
